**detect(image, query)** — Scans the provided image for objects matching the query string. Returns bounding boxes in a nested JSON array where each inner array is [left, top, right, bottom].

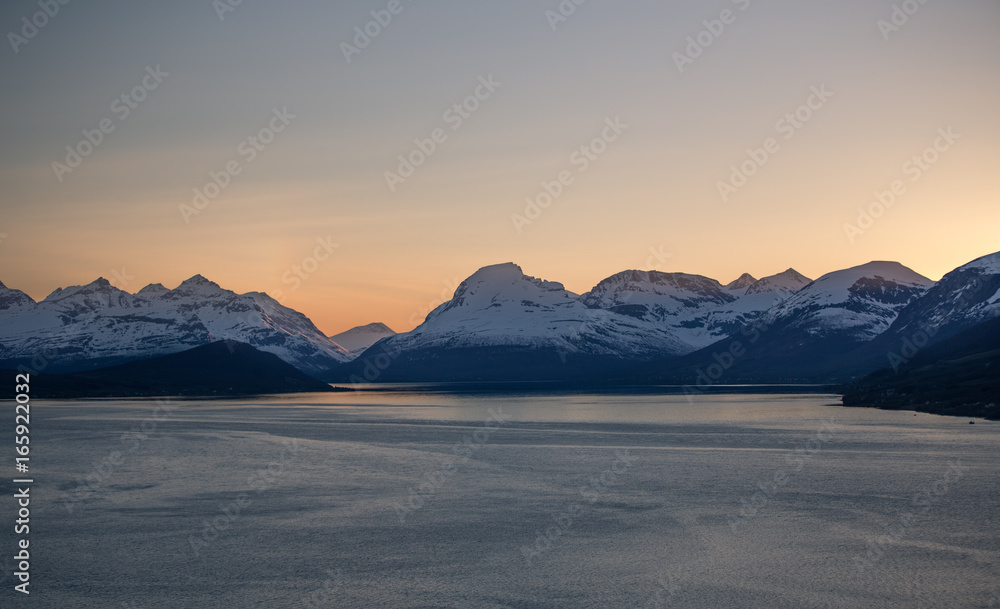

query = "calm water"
[[5, 391, 999, 608]]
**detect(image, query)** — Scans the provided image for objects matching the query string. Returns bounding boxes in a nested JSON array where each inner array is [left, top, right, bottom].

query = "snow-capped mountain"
[[0, 275, 351, 375], [337, 263, 817, 382], [761, 261, 934, 341], [330, 322, 396, 357], [376, 263, 691, 359], [338, 263, 702, 381], [343, 259, 932, 384], [878, 251, 1000, 346], [0, 281, 36, 313], [725, 273, 757, 291], [744, 268, 811, 295], [9, 251, 995, 384], [633, 261, 938, 383], [580, 271, 737, 350], [579, 268, 812, 350]]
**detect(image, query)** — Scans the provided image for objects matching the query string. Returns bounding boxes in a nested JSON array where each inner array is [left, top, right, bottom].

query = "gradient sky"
[[1, 0, 998, 334]]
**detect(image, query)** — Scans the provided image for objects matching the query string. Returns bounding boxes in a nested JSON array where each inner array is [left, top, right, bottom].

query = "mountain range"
[[0, 275, 353, 376], [338, 252, 999, 384], [2, 250, 998, 390]]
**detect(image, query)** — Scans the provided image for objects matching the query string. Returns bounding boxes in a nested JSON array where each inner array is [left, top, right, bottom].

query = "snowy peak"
[[745, 269, 812, 295], [466, 262, 526, 283], [884, 249, 1000, 342], [45, 277, 111, 300], [430, 263, 576, 320], [469, 263, 568, 294], [807, 262, 932, 299], [580, 271, 735, 321], [767, 261, 933, 341], [0, 281, 36, 312], [41, 278, 136, 314], [168, 274, 230, 298], [803, 262, 934, 303], [726, 273, 757, 291], [330, 322, 396, 355], [585, 271, 727, 299], [137, 283, 169, 298], [853, 261, 932, 284]]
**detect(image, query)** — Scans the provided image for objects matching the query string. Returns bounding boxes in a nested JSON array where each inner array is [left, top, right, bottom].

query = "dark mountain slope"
[[2, 341, 339, 398], [841, 315, 1000, 419]]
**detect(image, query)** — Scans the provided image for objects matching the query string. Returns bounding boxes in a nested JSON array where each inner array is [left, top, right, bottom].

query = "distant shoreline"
[[20, 379, 997, 422]]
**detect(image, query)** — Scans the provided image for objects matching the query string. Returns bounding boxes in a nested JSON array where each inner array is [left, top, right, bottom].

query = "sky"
[[1, 0, 998, 334]]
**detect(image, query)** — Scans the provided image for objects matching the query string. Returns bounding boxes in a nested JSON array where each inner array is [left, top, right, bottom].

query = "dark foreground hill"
[[1, 341, 340, 398], [841, 316, 1000, 420]]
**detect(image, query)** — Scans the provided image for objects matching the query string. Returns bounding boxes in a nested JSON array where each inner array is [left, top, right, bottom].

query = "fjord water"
[[17, 391, 1000, 608]]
